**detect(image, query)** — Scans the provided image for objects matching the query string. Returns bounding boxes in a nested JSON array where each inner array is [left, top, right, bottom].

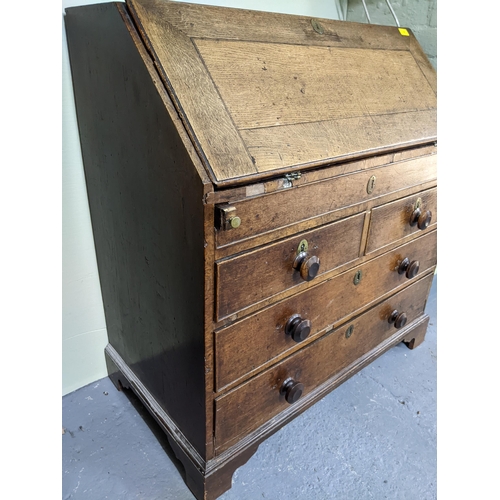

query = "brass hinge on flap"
[[215, 205, 241, 231], [283, 172, 302, 189]]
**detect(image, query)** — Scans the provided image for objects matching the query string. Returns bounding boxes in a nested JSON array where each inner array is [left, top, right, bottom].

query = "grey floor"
[[62, 276, 436, 500]]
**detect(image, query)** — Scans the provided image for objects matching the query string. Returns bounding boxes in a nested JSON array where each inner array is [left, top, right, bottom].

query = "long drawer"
[[214, 273, 434, 453], [216, 154, 437, 249], [216, 212, 365, 320], [215, 230, 437, 390]]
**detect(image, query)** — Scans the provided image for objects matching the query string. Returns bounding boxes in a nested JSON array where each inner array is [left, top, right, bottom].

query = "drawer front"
[[215, 273, 433, 452], [216, 154, 436, 248], [366, 187, 437, 254], [215, 230, 437, 390], [216, 212, 365, 320]]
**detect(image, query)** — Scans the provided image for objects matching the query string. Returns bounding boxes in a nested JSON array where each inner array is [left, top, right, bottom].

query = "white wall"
[[62, 0, 345, 395]]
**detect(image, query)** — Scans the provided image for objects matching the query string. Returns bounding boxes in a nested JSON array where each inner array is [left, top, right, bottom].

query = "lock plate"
[[311, 19, 324, 35], [367, 175, 376, 194], [297, 239, 308, 255], [353, 269, 363, 285], [345, 325, 354, 339]]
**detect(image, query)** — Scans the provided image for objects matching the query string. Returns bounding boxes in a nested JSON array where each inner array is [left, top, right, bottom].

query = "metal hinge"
[[283, 172, 302, 189]]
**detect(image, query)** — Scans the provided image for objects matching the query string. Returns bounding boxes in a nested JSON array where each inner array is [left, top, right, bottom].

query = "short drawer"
[[366, 187, 437, 254], [214, 273, 433, 453], [216, 212, 365, 320], [216, 154, 437, 248], [215, 230, 437, 390]]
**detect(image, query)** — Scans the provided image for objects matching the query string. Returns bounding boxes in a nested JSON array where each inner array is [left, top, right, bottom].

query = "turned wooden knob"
[[389, 310, 408, 329], [409, 207, 432, 230], [398, 258, 420, 279], [293, 252, 320, 281], [285, 314, 312, 343], [281, 379, 304, 404]]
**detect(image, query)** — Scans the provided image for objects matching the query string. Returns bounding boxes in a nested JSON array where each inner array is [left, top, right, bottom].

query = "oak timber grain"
[[206, 145, 437, 206], [195, 40, 436, 130], [214, 179, 437, 263], [127, 0, 256, 183], [148, 0, 410, 51], [409, 31, 437, 95], [366, 187, 437, 254], [215, 230, 437, 391], [215, 274, 434, 452], [240, 110, 436, 172], [216, 154, 437, 249], [216, 212, 365, 320], [127, 0, 436, 186], [65, 2, 209, 457], [213, 314, 430, 468]]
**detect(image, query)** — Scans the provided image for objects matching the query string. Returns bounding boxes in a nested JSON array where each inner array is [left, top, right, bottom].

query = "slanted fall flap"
[[127, 0, 437, 187]]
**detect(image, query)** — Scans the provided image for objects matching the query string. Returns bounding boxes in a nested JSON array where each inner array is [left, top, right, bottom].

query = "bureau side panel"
[[65, 3, 207, 457]]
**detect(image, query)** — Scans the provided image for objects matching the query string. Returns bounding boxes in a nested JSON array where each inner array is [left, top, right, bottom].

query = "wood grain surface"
[[215, 273, 434, 452], [215, 230, 437, 391], [216, 212, 365, 319], [127, 0, 437, 186], [366, 187, 437, 254], [216, 154, 437, 248]]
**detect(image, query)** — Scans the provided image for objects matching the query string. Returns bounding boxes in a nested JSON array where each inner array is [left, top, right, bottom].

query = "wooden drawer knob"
[[409, 207, 432, 230], [398, 258, 420, 279], [281, 379, 304, 404], [293, 252, 320, 281], [389, 310, 408, 329], [285, 314, 312, 343]]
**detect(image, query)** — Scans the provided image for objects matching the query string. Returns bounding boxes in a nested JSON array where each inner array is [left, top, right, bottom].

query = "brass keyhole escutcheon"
[[297, 239, 309, 255], [353, 269, 363, 285], [367, 175, 377, 194], [345, 325, 354, 339], [311, 19, 324, 35], [415, 197, 422, 210]]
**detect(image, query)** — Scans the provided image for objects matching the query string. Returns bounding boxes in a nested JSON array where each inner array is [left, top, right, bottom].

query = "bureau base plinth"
[[105, 316, 429, 500]]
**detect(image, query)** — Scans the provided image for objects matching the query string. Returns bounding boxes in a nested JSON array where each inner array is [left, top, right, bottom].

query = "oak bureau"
[[65, 1, 437, 498]]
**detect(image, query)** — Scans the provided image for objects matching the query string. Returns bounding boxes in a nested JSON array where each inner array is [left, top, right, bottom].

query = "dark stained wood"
[[215, 274, 434, 452], [216, 212, 365, 319], [403, 318, 429, 349], [65, 2, 210, 458], [398, 258, 420, 279], [215, 154, 437, 249], [365, 187, 437, 254], [214, 230, 436, 391], [127, 0, 437, 186]]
